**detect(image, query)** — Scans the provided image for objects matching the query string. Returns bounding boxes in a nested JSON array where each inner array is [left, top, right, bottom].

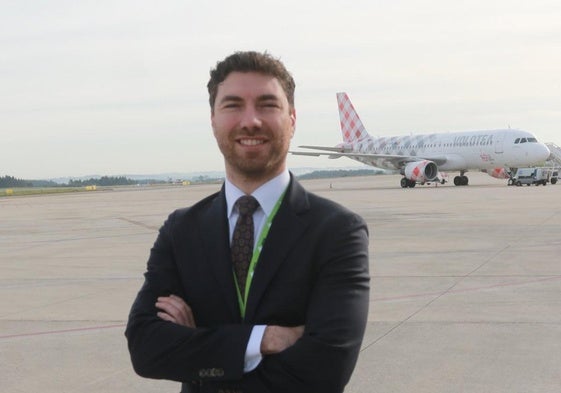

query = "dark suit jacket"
[[125, 176, 370, 393]]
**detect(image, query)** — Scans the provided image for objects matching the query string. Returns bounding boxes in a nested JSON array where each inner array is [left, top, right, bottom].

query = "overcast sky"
[[2, 0, 560, 179]]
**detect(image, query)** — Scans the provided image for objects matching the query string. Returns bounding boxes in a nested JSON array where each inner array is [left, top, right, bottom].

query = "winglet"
[[336, 92, 369, 143]]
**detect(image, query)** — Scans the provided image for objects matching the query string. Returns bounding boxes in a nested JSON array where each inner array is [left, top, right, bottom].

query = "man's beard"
[[218, 136, 288, 181]]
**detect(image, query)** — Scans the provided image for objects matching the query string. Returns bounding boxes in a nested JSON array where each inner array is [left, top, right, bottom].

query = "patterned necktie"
[[231, 195, 259, 295]]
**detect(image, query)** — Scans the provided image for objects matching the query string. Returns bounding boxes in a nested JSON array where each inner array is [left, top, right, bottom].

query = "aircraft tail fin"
[[336, 92, 369, 143]]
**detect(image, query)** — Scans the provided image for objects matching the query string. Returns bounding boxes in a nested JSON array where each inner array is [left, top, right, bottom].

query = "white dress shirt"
[[224, 169, 290, 372]]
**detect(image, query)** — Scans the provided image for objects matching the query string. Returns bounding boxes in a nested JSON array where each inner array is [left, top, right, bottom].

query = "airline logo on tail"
[[337, 93, 368, 143]]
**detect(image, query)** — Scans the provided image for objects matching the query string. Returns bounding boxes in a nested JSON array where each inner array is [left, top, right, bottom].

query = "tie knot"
[[236, 195, 259, 216]]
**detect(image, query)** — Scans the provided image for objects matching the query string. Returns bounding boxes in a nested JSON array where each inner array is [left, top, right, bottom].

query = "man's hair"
[[207, 51, 295, 111]]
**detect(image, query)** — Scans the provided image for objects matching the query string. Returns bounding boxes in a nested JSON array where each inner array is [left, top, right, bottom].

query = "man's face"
[[211, 71, 296, 183]]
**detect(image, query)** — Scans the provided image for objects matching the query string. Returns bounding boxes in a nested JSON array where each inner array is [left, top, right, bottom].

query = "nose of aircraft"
[[538, 143, 551, 161]]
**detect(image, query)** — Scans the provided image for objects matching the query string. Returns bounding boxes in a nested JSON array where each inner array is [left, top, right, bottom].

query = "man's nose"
[[239, 107, 262, 129]]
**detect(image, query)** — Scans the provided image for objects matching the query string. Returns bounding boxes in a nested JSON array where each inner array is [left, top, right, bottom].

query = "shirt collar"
[[225, 169, 290, 218]]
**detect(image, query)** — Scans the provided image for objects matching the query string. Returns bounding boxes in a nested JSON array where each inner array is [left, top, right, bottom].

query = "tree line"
[[67, 176, 137, 187], [1, 175, 140, 188], [0, 175, 33, 188]]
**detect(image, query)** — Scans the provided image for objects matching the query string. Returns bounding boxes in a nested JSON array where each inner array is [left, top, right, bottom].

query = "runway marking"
[[118, 217, 160, 231], [361, 274, 561, 352], [11, 231, 151, 244], [0, 323, 126, 340], [0, 276, 140, 290], [372, 275, 561, 302]]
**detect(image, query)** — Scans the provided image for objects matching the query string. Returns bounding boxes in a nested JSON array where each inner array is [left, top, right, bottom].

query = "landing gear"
[[400, 178, 416, 188], [453, 175, 469, 186]]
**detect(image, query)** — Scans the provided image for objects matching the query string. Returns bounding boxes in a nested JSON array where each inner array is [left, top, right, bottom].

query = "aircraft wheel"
[[551, 178, 557, 184], [408, 179, 416, 188], [400, 178, 408, 188], [454, 176, 461, 186]]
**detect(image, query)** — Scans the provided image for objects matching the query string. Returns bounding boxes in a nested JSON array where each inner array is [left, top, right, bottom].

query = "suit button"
[[198, 368, 225, 378]]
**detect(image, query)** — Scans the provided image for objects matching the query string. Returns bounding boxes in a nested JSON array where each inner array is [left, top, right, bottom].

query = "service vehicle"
[[509, 167, 552, 186]]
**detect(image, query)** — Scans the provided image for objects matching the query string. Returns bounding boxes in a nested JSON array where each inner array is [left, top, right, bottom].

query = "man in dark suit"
[[125, 51, 370, 393]]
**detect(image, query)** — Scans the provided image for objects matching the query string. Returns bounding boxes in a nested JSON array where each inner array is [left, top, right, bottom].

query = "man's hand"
[[155, 294, 196, 328], [260, 325, 304, 355]]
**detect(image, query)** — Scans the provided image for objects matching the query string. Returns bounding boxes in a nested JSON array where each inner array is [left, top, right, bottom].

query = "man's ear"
[[211, 113, 217, 137], [290, 108, 296, 137]]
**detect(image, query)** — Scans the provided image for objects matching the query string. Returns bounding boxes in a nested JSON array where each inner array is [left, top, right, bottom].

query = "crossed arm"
[[155, 294, 304, 355]]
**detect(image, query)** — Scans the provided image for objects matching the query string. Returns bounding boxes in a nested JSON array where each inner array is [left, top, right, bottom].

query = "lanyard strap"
[[234, 190, 286, 318]]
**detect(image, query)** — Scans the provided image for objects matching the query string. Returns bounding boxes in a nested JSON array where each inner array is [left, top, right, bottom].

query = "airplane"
[[291, 92, 551, 188]]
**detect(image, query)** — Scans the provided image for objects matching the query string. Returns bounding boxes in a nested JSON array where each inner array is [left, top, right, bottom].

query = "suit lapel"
[[200, 187, 241, 322], [244, 178, 310, 321]]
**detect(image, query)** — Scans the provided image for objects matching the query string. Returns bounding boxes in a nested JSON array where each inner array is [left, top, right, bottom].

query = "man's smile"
[[238, 138, 266, 146]]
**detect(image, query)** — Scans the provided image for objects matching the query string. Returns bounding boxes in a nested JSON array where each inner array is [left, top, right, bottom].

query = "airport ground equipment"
[[508, 167, 557, 186]]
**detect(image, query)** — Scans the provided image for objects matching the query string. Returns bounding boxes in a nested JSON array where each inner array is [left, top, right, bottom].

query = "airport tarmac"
[[1, 173, 560, 393]]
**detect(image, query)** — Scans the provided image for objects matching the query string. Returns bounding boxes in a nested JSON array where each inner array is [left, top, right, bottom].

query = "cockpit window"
[[515, 137, 538, 144]]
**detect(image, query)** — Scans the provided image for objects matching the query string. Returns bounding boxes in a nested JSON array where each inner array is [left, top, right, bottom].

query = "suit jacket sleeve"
[[245, 204, 370, 393], [125, 207, 253, 384]]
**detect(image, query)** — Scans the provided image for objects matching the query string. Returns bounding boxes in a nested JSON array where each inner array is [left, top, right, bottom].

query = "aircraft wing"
[[291, 145, 448, 167], [296, 145, 345, 153]]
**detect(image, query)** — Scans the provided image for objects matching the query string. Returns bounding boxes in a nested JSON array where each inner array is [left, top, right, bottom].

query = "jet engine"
[[403, 160, 438, 183], [486, 167, 511, 179]]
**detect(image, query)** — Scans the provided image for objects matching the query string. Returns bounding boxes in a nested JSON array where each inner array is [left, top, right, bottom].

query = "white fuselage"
[[348, 129, 550, 172]]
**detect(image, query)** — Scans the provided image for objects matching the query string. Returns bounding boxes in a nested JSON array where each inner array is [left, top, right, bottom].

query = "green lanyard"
[[234, 190, 286, 319]]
